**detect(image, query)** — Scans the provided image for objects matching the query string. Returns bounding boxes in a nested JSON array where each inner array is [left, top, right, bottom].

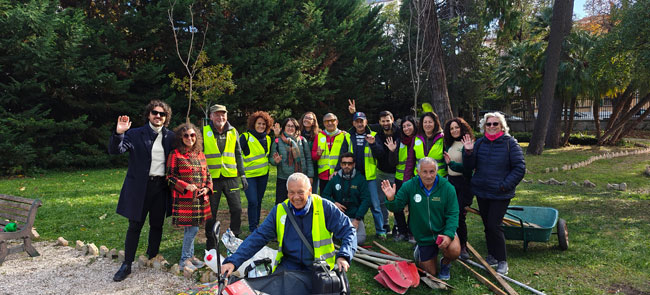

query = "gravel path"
[[0, 241, 195, 295]]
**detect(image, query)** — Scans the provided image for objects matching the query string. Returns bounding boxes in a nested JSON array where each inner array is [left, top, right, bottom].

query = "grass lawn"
[[1, 142, 649, 294]]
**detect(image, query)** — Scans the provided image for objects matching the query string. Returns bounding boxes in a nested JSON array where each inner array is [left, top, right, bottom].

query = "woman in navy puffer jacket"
[[462, 112, 525, 275]]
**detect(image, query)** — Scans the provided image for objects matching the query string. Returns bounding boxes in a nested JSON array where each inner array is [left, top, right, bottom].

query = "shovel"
[[374, 272, 408, 294], [396, 261, 420, 288]]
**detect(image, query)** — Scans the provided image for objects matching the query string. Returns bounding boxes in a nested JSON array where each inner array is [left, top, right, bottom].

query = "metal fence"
[[509, 95, 649, 121]]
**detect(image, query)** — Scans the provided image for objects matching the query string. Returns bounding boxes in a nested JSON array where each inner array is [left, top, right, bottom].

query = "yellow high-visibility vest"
[[242, 132, 271, 178], [413, 135, 447, 177], [203, 124, 238, 178], [316, 131, 350, 176], [275, 194, 335, 271], [395, 141, 409, 181], [350, 131, 378, 180]]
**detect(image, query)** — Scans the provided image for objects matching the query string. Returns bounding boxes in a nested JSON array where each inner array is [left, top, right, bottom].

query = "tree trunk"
[[601, 92, 650, 144], [604, 86, 633, 132], [561, 95, 577, 146], [527, 0, 574, 155], [593, 98, 601, 140], [427, 3, 454, 125], [545, 93, 565, 148]]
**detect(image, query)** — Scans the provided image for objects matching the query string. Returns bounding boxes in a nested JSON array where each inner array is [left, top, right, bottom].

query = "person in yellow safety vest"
[[387, 115, 419, 242], [240, 111, 274, 232], [405, 112, 447, 181], [220, 173, 357, 278], [203, 104, 247, 249], [340, 111, 387, 239], [311, 113, 350, 194]]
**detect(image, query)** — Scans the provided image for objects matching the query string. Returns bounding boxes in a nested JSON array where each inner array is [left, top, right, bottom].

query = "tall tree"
[[527, 0, 574, 155]]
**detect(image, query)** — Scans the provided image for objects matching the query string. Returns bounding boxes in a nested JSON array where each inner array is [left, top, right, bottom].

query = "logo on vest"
[[280, 215, 287, 225], [414, 139, 422, 146], [320, 137, 326, 143], [335, 184, 341, 191], [207, 131, 213, 137], [414, 194, 422, 203], [249, 136, 255, 143]]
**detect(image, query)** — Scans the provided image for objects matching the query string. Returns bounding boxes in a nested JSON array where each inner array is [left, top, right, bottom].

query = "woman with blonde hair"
[[462, 112, 525, 275]]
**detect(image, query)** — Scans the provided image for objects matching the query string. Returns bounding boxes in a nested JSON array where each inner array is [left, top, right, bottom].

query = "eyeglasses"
[[183, 133, 197, 139], [324, 119, 337, 124], [151, 110, 167, 117], [485, 122, 500, 127], [340, 161, 354, 166]]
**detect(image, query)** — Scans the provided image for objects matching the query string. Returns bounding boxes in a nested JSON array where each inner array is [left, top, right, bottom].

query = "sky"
[[573, 0, 588, 19]]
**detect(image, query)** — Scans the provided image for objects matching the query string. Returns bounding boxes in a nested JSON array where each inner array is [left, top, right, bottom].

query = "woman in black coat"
[[462, 112, 525, 275]]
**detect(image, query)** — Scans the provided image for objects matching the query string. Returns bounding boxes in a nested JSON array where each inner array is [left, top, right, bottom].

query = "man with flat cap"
[[203, 104, 248, 248]]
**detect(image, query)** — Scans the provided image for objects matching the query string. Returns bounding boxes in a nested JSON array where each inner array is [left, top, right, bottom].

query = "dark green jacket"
[[386, 175, 459, 245], [321, 169, 370, 220]]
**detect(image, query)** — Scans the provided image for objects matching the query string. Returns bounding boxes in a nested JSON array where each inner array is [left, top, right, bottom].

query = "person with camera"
[[220, 172, 357, 277]]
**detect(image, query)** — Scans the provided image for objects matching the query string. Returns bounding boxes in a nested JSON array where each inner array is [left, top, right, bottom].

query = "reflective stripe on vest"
[[351, 131, 378, 180], [317, 132, 350, 176], [242, 132, 270, 178], [395, 142, 408, 181], [203, 125, 238, 178], [413, 136, 447, 177], [274, 194, 335, 272]]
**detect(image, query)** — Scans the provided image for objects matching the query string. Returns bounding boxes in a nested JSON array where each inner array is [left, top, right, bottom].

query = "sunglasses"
[[324, 119, 337, 124], [340, 161, 354, 166], [183, 133, 197, 139], [151, 110, 167, 117], [485, 122, 500, 127]]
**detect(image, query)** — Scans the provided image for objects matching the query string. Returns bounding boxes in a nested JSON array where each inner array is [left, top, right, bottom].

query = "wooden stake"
[[457, 259, 507, 295], [373, 241, 398, 256], [466, 242, 519, 295]]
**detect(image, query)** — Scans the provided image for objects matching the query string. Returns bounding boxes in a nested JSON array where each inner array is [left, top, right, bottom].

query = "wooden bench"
[[0, 194, 42, 265]]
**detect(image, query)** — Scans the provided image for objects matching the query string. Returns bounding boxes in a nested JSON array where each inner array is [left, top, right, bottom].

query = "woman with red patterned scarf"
[[166, 123, 213, 271]]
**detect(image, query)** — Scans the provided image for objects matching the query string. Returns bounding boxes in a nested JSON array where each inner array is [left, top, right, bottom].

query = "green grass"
[[1, 143, 649, 294]]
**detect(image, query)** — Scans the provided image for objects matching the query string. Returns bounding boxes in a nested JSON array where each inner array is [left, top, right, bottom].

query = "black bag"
[[282, 203, 349, 295]]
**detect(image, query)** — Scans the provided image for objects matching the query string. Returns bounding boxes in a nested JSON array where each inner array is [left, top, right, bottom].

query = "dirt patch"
[[607, 283, 650, 295], [0, 241, 195, 295]]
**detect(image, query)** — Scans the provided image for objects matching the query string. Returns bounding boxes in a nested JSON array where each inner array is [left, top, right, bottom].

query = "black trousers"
[[206, 177, 241, 249], [448, 175, 473, 247], [393, 179, 410, 236], [477, 197, 510, 261], [124, 177, 167, 264], [275, 178, 288, 205]]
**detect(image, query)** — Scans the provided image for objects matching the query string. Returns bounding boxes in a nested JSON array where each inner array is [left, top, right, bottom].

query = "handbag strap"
[[281, 202, 314, 256]]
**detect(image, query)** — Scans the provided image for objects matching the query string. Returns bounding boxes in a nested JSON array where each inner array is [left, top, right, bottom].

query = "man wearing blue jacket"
[[221, 172, 357, 276], [108, 100, 175, 282]]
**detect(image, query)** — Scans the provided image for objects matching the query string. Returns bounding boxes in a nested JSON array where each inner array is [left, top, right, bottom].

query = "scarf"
[[338, 168, 357, 180], [401, 134, 414, 146], [281, 132, 302, 173], [324, 129, 341, 137], [485, 131, 504, 141], [290, 196, 312, 216]]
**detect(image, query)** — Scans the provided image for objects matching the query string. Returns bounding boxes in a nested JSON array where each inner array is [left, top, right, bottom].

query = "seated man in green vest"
[[221, 172, 357, 277], [322, 152, 371, 245], [381, 157, 460, 281]]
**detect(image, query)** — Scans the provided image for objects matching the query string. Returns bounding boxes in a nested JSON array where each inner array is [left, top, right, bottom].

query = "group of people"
[[107, 99, 525, 284]]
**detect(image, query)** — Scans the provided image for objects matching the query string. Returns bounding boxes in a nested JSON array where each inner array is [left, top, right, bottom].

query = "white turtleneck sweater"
[[149, 122, 165, 176]]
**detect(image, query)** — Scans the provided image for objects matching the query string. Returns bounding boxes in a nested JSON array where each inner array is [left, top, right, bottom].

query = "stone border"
[[541, 145, 650, 173], [56, 237, 219, 283]]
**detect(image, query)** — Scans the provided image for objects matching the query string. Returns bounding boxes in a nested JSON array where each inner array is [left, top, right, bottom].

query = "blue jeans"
[[367, 179, 385, 234], [375, 170, 393, 232], [244, 174, 269, 232], [180, 226, 199, 265]]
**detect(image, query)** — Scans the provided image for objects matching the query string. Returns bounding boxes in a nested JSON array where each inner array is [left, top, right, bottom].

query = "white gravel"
[[0, 241, 196, 295]]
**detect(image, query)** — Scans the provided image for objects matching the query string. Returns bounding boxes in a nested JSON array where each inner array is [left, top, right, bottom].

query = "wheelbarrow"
[[501, 206, 568, 251]]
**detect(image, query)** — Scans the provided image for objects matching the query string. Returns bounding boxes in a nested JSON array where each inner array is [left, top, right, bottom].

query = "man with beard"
[[322, 153, 371, 245], [348, 100, 401, 237]]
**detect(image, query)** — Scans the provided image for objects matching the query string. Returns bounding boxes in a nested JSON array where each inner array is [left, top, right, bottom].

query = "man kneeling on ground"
[[381, 157, 460, 280], [221, 172, 357, 277], [322, 152, 371, 245]]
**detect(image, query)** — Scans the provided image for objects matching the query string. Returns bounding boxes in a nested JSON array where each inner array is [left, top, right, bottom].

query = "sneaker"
[[190, 257, 205, 268], [183, 259, 197, 271], [438, 258, 451, 280], [496, 261, 508, 275], [376, 233, 387, 241], [393, 233, 406, 242], [407, 234, 416, 244], [485, 255, 498, 267], [459, 247, 470, 260]]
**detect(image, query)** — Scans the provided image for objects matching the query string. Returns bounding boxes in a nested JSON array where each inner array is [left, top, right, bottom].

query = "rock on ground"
[[0, 241, 194, 295]]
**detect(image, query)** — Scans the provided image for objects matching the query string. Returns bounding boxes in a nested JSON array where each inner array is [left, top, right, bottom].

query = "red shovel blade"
[[378, 263, 413, 288], [376, 270, 408, 294], [397, 261, 420, 288]]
